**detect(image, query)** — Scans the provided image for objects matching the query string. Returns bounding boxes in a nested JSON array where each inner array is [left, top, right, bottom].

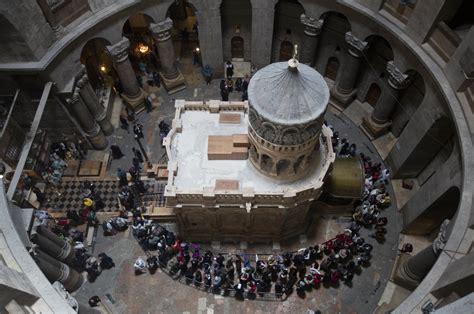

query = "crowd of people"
[[130, 217, 377, 300]]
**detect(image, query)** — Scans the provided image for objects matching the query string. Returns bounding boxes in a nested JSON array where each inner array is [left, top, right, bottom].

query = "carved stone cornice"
[[345, 32, 368, 57], [386, 61, 411, 89], [106, 38, 130, 63], [432, 219, 450, 254], [150, 18, 173, 42], [300, 14, 324, 37]]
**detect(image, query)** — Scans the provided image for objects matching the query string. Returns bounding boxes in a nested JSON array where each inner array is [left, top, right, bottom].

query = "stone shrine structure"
[[164, 58, 363, 242]]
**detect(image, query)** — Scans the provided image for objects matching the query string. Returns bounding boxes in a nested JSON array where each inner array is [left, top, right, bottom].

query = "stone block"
[[208, 135, 248, 160], [232, 134, 249, 147], [215, 180, 239, 190], [402, 179, 414, 190], [219, 113, 241, 124]]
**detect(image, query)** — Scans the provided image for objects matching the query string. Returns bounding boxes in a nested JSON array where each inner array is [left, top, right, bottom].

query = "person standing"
[[153, 72, 161, 87], [202, 64, 213, 85], [133, 123, 144, 139], [117, 168, 128, 187], [144, 95, 153, 113], [225, 61, 234, 79], [119, 115, 130, 133], [221, 88, 229, 101], [110, 145, 124, 159], [132, 147, 144, 163]]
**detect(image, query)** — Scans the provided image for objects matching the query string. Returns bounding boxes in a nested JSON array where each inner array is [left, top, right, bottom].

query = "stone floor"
[[70, 54, 401, 313]]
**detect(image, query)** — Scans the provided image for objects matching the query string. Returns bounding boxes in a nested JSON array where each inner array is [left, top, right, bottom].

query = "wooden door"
[[231, 36, 244, 59], [366, 83, 382, 107], [325, 57, 339, 81], [279, 41, 293, 61]]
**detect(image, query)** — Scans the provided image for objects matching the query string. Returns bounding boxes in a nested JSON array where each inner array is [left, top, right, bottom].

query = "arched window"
[[276, 159, 290, 175]]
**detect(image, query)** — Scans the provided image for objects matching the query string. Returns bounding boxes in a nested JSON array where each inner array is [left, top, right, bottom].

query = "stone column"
[[394, 219, 451, 290], [188, 0, 224, 75], [31, 232, 76, 265], [250, 0, 279, 68], [150, 18, 186, 94], [107, 38, 145, 110], [299, 14, 324, 66], [35, 249, 83, 292], [361, 61, 411, 139], [77, 73, 114, 136], [332, 32, 368, 107], [69, 90, 108, 150]]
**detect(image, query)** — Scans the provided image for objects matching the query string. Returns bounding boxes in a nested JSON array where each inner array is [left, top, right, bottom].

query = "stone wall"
[[220, 0, 252, 61]]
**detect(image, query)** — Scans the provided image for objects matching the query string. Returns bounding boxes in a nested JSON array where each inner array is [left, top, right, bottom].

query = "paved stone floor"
[[72, 56, 400, 313]]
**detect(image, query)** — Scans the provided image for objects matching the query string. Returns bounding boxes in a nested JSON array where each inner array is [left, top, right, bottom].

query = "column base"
[[361, 114, 391, 140], [392, 253, 420, 291], [122, 89, 146, 112], [98, 118, 114, 136], [87, 131, 108, 150], [160, 70, 186, 94], [330, 87, 357, 111]]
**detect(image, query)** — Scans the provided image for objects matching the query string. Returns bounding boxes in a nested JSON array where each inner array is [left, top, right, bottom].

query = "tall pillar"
[[69, 90, 108, 150], [150, 18, 186, 94], [106, 38, 145, 110], [77, 73, 114, 136], [31, 232, 76, 265], [394, 219, 451, 290], [250, 0, 279, 68], [361, 61, 411, 139], [332, 32, 368, 108], [35, 249, 84, 292], [299, 14, 324, 66]]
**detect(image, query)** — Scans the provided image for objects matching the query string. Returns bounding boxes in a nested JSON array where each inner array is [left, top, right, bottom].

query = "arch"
[[122, 13, 157, 76], [365, 35, 394, 61], [276, 159, 290, 175], [260, 154, 273, 172], [260, 122, 277, 142], [365, 83, 382, 107], [272, 0, 305, 62], [166, 1, 200, 60], [403, 186, 460, 235], [80, 38, 114, 90], [221, 0, 252, 61], [293, 155, 305, 173], [249, 144, 258, 162], [231, 36, 244, 59], [324, 57, 339, 81], [0, 15, 34, 62], [281, 127, 300, 145], [319, 11, 351, 34]]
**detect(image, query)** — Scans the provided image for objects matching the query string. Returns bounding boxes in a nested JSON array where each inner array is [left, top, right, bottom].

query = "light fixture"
[[137, 42, 150, 54], [100, 65, 107, 72], [195, 47, 200, 52]]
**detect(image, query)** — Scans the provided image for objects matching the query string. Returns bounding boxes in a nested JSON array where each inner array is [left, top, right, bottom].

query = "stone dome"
[[248, 61, 330, 126]]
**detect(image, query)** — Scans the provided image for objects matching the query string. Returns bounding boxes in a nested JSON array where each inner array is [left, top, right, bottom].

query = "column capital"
[[432, 219, 450, 254], [107, 38, 130, 63], [150, 18, 173, 42], [345, 32, 368, 57], [300, 14, 324, 36], [386, 61, 411, 89]]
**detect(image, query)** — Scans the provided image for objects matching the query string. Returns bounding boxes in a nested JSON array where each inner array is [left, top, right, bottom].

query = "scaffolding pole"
[[7, 82, 53, 200]]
